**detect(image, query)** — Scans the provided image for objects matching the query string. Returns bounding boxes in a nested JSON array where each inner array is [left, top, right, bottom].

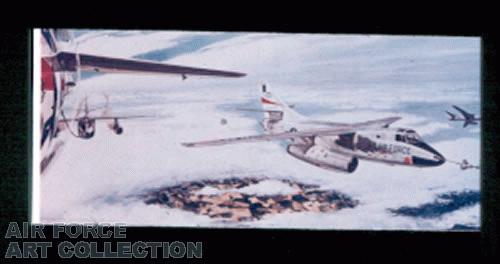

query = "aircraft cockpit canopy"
[[395, 129, 422, 144]]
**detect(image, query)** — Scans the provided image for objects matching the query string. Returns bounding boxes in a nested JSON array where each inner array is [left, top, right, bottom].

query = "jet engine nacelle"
[[77, 117, 96, 139], [287, 143, 358, 173]]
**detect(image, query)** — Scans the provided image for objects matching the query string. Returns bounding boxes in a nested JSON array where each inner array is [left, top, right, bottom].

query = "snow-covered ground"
[[39, 30, 480, 230]]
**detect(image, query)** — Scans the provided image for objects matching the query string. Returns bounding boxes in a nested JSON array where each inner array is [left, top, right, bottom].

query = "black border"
[[1, 21, 498, 259]]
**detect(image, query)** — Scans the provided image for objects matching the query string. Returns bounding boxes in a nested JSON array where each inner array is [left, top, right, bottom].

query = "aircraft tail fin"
[[446, 111, 456, 120], [259, 84, 304, 133]]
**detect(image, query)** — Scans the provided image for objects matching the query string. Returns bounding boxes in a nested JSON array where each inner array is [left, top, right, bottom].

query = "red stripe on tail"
[[261, 97, 280, 105]]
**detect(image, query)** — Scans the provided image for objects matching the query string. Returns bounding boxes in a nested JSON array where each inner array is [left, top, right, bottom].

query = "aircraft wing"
[[62, 114, 163, 122], [50, 52, 246, 78], [235, 107, 400, 129], [93, 115, 160, 120], [300, 120, 351, 127], [452, 105, 474, 119], [301, 116, 401, 128], [182, 127, 358, 147], [182, 116, 401, 148]]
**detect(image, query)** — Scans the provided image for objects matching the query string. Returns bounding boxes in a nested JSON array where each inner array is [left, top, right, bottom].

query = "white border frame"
[[32, 28, 41, 223]]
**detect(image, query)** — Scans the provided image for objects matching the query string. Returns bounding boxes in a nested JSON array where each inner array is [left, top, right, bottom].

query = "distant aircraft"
[[182, 85, 445, 173], [59, 95, 156, 139], [459, 159, 479, 170], [39, 29, 245, 173], [446, 105, 481, 128]]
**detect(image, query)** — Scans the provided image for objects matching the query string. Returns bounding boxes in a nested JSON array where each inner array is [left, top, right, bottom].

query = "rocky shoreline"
[[140, 177, 358, 222]]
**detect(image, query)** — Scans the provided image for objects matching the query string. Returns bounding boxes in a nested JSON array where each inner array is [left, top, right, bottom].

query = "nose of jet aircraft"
[[411, 142, 446, 167]]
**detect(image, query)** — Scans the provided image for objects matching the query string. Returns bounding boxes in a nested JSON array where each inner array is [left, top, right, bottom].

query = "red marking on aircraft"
[[41, 58, 55, 91], [261, 97, 280, 105]]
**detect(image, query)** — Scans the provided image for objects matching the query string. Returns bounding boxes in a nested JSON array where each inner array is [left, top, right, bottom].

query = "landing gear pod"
[[287, 143, 358, 173], [114, 126, 123, 135], [110, 118, 123, 135]]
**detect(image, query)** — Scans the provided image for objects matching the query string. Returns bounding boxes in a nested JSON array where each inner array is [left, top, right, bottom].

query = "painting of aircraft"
[[35, 30, 480, 231]]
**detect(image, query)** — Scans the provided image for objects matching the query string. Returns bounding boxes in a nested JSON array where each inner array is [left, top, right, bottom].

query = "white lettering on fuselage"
[[375, 142, 410, 155]]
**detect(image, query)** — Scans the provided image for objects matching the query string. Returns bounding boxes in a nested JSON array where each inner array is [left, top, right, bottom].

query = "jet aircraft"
[[182, 85, 446, 173], [446, 105, 481, 128]]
